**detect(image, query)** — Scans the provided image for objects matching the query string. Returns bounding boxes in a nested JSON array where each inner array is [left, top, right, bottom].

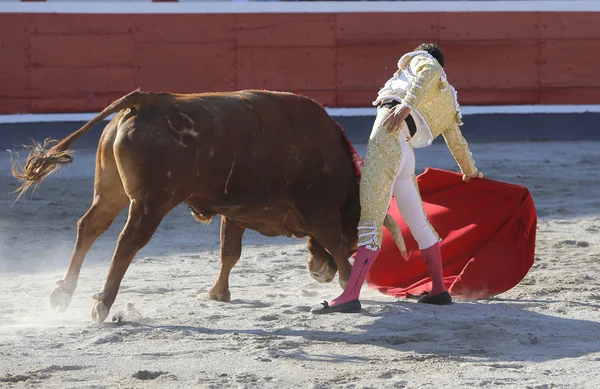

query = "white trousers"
[[392, 125, 440, 250], [358, 105, 439, 250]]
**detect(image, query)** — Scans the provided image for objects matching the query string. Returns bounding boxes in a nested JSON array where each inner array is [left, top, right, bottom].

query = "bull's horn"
[[383, 213, 408, 260]]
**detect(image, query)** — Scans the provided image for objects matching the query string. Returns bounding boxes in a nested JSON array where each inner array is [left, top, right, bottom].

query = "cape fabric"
[[366, 168, 537, 299]]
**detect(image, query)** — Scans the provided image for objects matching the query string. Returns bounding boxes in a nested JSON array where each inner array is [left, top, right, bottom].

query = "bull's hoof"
[[208, 289, 231, 302], [307, 262, 336, 283], [91, 301, 110, 324], [50, 282, 74, 312]]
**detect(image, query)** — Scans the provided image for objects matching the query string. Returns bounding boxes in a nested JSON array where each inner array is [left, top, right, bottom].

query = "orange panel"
[[0, 98, 30, 114], [336, 13, 438, 42], [541, 13, 600, 39], [337, 90, 378, 107], [30, 14, 132, 34], [237, 14, 335, 47], [440, 12, 539, 40], [30, 67, 135, 98], [134, 14, 236, 43], [136, 42, 236, 93], [441, 40, 539, 89], [540, 87, 600, 104], [540, 40, 600, 87], [336, 41, 425, 89], [30, 34, 135, 67], [456, 88, 539, 105], [237, 47, 335, 90]]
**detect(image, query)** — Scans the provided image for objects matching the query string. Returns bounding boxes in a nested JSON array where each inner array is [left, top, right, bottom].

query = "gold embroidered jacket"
[[372, 51, 478, 176]]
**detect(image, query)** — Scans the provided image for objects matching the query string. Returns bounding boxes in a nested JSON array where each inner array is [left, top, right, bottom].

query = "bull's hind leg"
[[51, 128, 128, 312], [209, 217, 245, 302], [51, 193, 128, 311], [91, 197, 174, 323]]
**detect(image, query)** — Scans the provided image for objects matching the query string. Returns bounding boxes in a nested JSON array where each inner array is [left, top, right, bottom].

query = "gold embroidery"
[[358, 51, 479, 250], [357, 110, 405, 250], [442, 124, 477, 176], [372, 52, 477, 175]]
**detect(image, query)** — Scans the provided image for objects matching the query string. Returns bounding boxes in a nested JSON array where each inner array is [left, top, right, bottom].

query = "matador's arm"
[[441, 124, 478, 177]]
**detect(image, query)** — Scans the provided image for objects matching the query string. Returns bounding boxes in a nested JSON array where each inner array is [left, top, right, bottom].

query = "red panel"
[[0, 14, 31, 99], [4, 12, 600, 113], [30, 92, 128, 113], [0, 14, 31, 45], [440, 12, 539, 40], [0, 98, 30, 114], [456, 88, 539, 105], [336, 13, 438, 42], [29, 98, 92, 113], [237, 47, 335, 90], [134, 14, 235, 43], [0, 41, 29, 97], [441, 40, 539, 89], [237, 14, 335, 47], [136, 42, 236, 93], [540, 40, 600, 87], [288, 90, 336, 107], [30, 34, 135, 67], [541, 13, 600, 39], [338, 88, 540, 108], [30, 14, 132, 34], [336, 41, 425, 89], [337, 90, 378, 107], [30, 67, 135, 98], [540, 87, 600, 105]]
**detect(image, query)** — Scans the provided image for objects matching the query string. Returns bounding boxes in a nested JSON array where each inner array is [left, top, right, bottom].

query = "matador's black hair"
[[415, 43, 444, 68]]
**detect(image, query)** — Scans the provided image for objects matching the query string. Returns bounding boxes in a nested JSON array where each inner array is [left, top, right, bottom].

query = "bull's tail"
[[11, 89, 148, 200], [383, 213, 408, 260]]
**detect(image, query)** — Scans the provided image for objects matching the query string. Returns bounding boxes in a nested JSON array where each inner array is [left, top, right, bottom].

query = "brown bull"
[[13, 89, 405, 324]]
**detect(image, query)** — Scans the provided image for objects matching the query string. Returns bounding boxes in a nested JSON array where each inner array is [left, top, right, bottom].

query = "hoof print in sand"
[[112, 303, 143, 324], [554, 240, 590, 248], [132, 370, 171, 380]]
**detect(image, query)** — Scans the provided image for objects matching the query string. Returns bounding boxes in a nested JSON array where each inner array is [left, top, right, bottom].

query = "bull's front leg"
[[208, 216, 245, 302]]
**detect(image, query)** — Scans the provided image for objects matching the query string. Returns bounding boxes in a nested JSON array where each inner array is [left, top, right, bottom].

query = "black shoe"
[[310, 299, 362, 314], [418, 291, 453, 305]]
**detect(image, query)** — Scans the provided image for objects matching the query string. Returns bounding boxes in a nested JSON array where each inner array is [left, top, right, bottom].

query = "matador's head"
[[414, 43, 445, 68]]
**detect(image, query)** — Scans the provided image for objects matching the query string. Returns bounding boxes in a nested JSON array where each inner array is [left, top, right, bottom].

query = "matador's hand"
[[382, 105, 411, 132], [462, 171, 484, 182]]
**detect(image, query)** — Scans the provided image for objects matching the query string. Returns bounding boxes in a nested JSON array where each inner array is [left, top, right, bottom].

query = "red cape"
[[366, 168, 537, 299]]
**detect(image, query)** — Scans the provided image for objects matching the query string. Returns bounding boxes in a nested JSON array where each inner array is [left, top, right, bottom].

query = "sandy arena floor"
[[1, 140, 600, 388]]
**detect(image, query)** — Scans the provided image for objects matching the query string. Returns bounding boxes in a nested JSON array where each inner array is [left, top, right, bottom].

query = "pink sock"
[[421, 241, 446, 296], [330, 246, 381, 306]]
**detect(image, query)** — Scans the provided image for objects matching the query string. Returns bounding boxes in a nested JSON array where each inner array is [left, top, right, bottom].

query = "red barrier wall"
[[1, 12, 599, 113]]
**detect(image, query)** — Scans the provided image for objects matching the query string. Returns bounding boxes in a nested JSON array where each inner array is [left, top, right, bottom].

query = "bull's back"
[[117, 90, 359, 226], [226, 91, 356, 194], [179, 90, 357, 194]]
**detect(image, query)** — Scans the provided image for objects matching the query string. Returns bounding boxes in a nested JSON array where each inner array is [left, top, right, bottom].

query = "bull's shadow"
[[113, 297, 600, 364]]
